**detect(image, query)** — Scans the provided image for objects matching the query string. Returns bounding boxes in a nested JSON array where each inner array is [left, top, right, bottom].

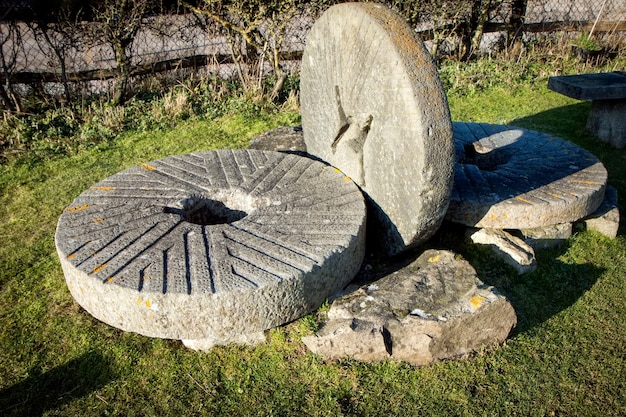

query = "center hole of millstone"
[[165, 190, 271, 226], [463, 143, 511, 172]]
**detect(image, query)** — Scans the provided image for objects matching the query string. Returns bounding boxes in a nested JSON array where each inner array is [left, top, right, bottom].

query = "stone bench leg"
[[587, 99, 626, 148]]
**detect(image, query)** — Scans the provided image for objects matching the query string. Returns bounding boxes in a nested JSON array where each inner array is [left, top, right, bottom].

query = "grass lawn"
[[1, 79, 625, 416]]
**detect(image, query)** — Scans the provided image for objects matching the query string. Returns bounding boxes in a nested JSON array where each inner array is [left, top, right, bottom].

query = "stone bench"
[[548, 71, 626, 148]]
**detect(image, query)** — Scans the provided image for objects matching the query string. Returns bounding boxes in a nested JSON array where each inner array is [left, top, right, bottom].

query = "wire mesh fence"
[[0, 0, 624, 111]]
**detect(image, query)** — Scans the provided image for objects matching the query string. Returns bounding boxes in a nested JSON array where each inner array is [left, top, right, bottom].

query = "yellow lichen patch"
[[67, 253, 75, 260], [106, 276, 115, 283], [547, 192, 562, 199], [145, 299, 152, 309], [571, 180, 601, 185], [428, 254, 440, 263], [344, 176, 352, 182], [65, 204, 90, 213], [334, 167, 341, 173], [515, 197, 531, 204], [470, 295, 487, 309], [93, 218, 105, 223], [141, 163, 156, 171], [137, 297, 143, 306], [91, 186, 117, 191], [92, 264, 107, 274]]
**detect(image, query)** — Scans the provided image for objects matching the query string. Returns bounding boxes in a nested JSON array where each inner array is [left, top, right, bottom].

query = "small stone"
[[248, 126, 307, 155], [468, 228, 537, 274], [182, 331, 266, 351], [518, 223, 573, 250], [581, 185, 620, 238], [302, 249, 517, 365]]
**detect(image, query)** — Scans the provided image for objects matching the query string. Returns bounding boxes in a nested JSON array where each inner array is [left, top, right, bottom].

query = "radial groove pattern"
[[55, 150, 366, 341], [446, 122, 607, 229]]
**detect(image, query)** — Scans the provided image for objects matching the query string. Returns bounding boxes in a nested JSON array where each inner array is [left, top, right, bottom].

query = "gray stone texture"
[[300, 3, 454, 257], [547, 72, 626, 101], [581, 185, 620, 238], [586, 99, 626, 148], [468, 228, 537, 274], [302, 250, 517, 365], [447, 122, 607, 229], [548, 72, 626, 148], [518, 222, 573, 250], [55, 150, 366, 345], [248, 125, 307, 154]]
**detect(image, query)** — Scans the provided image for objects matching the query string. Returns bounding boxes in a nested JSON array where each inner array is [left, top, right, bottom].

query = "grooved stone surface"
[[55, 150, 366, 342], [300, 2, 454, 257], [446, 122, 607, 229]]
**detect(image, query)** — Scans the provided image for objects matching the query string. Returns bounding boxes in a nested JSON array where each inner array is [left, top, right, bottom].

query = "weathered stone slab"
[[446, 122, 607, 229], [468, 228, 537, 274], [548, 72, 626, 148], [547, 72, 626, 100], [55, 150, 366, 347], [581, 185, 620, 238], [300, 3, 454, 257], [518, 223, 573, 250], [248, 125, 306, 155], [302, 250, 517, 365]]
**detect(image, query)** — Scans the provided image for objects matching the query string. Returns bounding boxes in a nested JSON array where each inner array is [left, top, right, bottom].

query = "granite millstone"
[[300, 2, 454, 257], [446, 122, 607, 229], [55, 150, 366, 344]]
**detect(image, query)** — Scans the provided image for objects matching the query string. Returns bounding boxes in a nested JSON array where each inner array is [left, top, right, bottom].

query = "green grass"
[[1, 70, 626, 416]]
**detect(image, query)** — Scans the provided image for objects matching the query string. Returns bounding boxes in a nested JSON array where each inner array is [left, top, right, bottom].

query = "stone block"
[[581, 185, 620, 238], [302, 250, 517, 365], [468, 228, 537, 274], [518, 223, 573, 250]]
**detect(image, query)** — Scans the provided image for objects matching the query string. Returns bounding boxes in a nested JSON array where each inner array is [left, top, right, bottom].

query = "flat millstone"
[[300, 3, 454, 257], [446, 122, 607, 229], [55, 150, 366, 342]]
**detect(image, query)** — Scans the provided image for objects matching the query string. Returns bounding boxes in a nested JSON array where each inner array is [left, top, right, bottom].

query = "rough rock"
[[302, 250, 517, 365], [56, 150, 366, 348], [300, 3, 454, 257], [581, 185, 620, 238], [468, 228, 537, 274]]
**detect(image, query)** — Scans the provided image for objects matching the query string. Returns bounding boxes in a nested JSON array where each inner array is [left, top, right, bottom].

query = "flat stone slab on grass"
[[55, 150, 366, 348], [302, 250, 517, 365], [446, 122, 607, 229], [300, 3, 454, 257]]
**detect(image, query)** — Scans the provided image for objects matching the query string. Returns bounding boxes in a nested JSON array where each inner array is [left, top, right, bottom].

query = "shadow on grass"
[[431, 222, 605, 335], [0, 351, 114, 417]]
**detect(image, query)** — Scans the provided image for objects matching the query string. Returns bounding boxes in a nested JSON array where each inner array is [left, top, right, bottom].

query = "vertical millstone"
[[300, 3, 454, 257]]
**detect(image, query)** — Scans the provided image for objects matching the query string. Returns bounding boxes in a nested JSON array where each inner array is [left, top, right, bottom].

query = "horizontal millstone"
[[446, 122, 607, 229], [55, 150, 366, 343]]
